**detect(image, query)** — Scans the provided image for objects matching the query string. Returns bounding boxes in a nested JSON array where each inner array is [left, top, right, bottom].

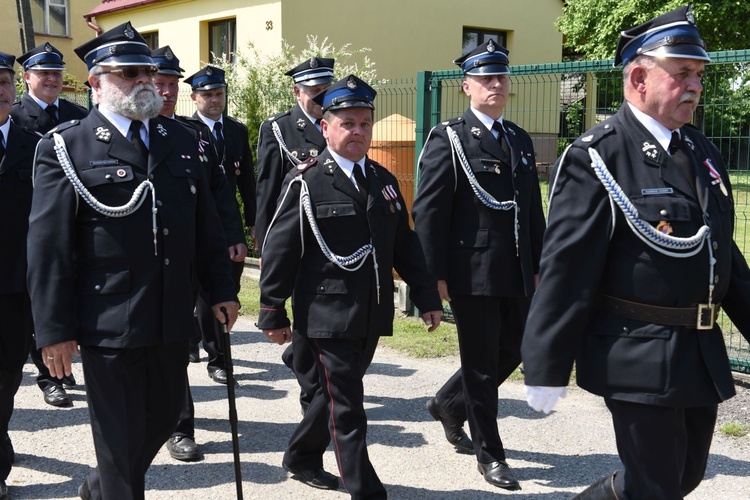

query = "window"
[[32, 0, 68, 37], [462, 27, 508, 55], [209, 19, 236, 64], [142, 32, 159, 51]]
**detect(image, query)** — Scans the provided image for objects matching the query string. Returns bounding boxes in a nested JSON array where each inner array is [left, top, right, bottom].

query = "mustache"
[[679, 92, 699, 104]]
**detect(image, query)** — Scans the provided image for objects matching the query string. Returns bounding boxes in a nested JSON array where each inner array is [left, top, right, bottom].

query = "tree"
[[557, 0, 750, 60], [214, 35, 379, 148]]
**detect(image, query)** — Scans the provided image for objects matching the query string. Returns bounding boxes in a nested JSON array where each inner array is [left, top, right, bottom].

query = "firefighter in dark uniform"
[[186, 65, 255, 384], [258, 75, 442, 499], [412, 40, 546, 489], [150, 46, 246, 462], [521, 6, 750, 499], [256, 57, 335, 416], [0, 50, 44, 500], [11, 42, 89, 408], [26, 23, 239, 499]]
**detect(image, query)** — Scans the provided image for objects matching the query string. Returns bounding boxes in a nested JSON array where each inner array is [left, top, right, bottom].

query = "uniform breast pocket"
[[316, 201, 357, 219], [631, 195, 691, 224], [166, 161, 201, 197], [78, 165, 134, 188]]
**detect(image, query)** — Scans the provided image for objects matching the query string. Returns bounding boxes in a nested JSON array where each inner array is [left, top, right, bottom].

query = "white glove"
[[524, 385, 567, 414]]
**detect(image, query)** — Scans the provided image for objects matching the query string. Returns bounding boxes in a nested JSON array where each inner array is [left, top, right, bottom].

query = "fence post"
[[414, 70, 433, 193]]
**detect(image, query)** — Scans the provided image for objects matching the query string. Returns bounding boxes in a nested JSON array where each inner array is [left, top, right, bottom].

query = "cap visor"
[[643, 45, 711, 62], [298, 76, 335, 87], [465, 64, 510, 76], [97, 54, 156, 67]]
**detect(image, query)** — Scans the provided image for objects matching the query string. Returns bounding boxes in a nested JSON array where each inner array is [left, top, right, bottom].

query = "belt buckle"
[[696, 304, 715, 330]]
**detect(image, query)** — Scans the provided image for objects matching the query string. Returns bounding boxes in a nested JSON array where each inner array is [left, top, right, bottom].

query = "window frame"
[[208, 18, 237, 65], [462, 27, 508, 55], [33, 0, 69, 37]]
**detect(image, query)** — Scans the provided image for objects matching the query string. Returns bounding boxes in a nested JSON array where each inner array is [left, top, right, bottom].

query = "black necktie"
[[314, 119, 322, 132], [129, 120, 148, 160], [214, 121, 225, 161], [0, 130, 5, 162], [352, 163, 368, 200], [491, 121, 511, 161], [45, 104, 59, 125], [668, 131, 695, 190]]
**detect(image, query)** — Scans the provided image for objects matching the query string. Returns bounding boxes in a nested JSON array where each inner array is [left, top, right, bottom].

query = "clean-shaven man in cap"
[[12, 41, 88, 408], [258, 75, 442, 498], [27, 22, 239, 499]]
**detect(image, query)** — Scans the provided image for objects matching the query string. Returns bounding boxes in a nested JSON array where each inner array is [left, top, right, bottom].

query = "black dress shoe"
[[188, 343, 200, 363], [209, 368, 228, 384], [166, 435, 201, 461], [61, 374, 77, 387], [0, 479, 8, 500], [478, 461, 520, 490], [283, 462, 339, 490], [426, 397, 473, 453], [43, 385, 71, 407], [78, 479, 91, 500]]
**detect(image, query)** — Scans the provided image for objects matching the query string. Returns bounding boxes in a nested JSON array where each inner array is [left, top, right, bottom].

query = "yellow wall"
[[281, 0, 563, 79], [0, 0, 100, 85]]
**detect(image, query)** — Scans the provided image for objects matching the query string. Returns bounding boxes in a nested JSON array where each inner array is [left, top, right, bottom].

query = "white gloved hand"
[[524, 385, 567, 414]]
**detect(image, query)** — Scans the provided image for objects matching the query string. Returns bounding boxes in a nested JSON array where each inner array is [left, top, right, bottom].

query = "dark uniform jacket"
[[193, 112, 256, 228], [11, 94, 88, 135], [257, 150, 441, 338], [174, 114, 245, 247], [27, 107, 237, 349], [0, 121, 40, 294], [412, 108, 546, 297], [255, 104, 326, 253], [522, 104, 750, 407]]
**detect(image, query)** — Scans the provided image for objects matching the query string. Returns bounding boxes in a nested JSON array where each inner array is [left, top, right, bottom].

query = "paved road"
[[6, 315, 750, 499]]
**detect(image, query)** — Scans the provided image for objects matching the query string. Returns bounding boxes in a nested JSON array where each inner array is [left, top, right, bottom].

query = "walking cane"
[[220, 306, 244, 499]]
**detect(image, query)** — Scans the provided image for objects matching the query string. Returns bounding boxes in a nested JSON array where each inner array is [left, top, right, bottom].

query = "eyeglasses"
[[100, 67, 158, 80]]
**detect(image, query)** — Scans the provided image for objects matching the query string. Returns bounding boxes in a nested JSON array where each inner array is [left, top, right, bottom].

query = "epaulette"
[[575, 121, 616, 148], [43, 119, 81, 138], [436, 116, 464, 129], [225, 115, 248, 130], [294, 157, 317, 176], [267, 109, 291, 122]]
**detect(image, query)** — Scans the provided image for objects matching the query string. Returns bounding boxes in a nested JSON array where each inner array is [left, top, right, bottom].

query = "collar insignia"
[[471, 126, 481, 138], [156, 123, 167, 137], [95, 126, 111, 142]]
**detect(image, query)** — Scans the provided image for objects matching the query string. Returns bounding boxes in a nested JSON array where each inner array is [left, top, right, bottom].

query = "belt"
[[594, 294, 719, 330]]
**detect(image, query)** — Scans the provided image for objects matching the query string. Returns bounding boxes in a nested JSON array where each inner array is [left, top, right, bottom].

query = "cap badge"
[[124, 24, 135, 40], [686, 9, 695, 25], [206, 68, 213, 76], [165, 49, 174, 61], [44, 43, 53, 53], [156, 124, 168, 137], [487, 40, 496, 53], [310, 57, 318, 68], [95, 126, 112, 142], [346, 76, 357, 90]]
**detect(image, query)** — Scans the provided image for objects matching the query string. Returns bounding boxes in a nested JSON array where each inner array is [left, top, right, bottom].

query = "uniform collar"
[[98, 105, 151, 147], [29, 93, 59, 111], [328, 148, 366, 187], [196, 111, 223, 133], [0, 118, 9, 147], [470, 106, 505, 135], [627, 101, 677, 152]]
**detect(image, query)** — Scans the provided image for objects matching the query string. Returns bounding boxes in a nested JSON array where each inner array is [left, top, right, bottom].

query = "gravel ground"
[[5, 314, 749, 499]]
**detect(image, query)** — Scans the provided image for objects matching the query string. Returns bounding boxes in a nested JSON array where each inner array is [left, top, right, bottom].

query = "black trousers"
[[284, 333, 385, 500], [605, 398, 717, 500], [281, 330, 320, 414], [194, 260, 243, 372], [0, 293, 33, 481], [81, 341, 188, 500], [176, 260, 243, 437], [436, 294, 528, 464]]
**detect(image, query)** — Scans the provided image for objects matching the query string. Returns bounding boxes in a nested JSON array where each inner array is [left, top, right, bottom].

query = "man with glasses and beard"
[[26, 22, 239, 499]]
